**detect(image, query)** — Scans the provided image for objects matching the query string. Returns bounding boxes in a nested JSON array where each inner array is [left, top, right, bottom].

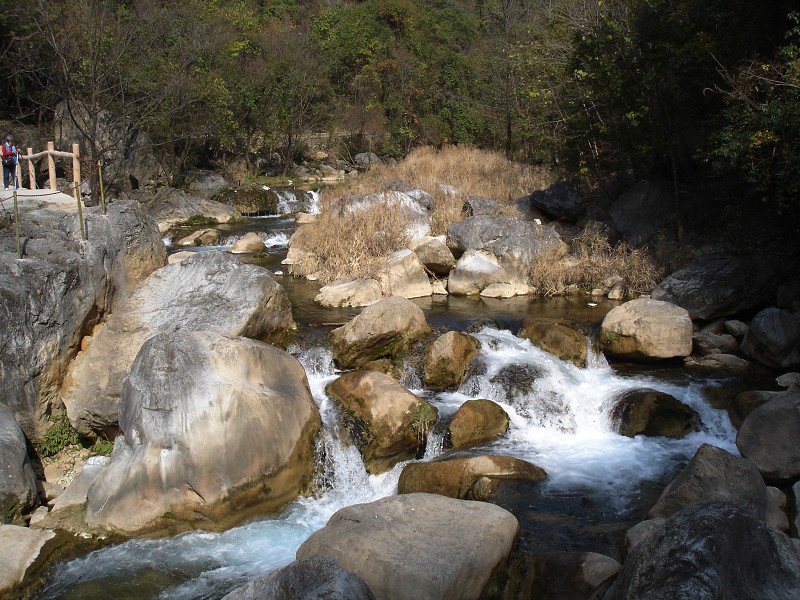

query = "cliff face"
[[0, 200, 166, 439]]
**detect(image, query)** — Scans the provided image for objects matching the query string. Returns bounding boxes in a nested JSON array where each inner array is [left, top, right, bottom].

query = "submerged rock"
[[423, 331, 481, 391], [222, 554, 375, 600], [329, 296, 430, 369], [296, 493, 519, 600], [610, 388, 700, 439], [85, 332, 320, 533], [398, 455, 545, 501], [604, 502, 800, 600], [448, 399, 510, 450], [61, 252, 294, 439], [519, 319, 587, 367], [326, 370, 435, 474]]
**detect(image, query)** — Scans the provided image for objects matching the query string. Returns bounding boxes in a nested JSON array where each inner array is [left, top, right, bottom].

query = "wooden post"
[[72, 144, 85, 240], [13, 190, 21, 258], [98, 160, 106, 214], [26, 147, 35, 189], [47, 141, 56, 190]]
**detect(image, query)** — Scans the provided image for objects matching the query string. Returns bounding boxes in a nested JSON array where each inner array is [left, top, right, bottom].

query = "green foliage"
[[91, 439, 114, 456], [180, 215, 219, 227], [409, 401, 437, 442], [34, 414, 81, 458]]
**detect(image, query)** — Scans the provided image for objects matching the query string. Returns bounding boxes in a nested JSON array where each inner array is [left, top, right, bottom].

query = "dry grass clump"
[[530, 230, 665, 297], [290, 196, 415, 284], [294, 145, 555, 283]]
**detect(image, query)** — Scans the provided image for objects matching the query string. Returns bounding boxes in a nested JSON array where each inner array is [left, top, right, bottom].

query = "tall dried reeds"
[[529, 229, 665, 297], [295, 145, 555, 282]]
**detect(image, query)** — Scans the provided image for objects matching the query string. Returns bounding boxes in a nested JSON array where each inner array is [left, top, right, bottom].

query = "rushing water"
[[33, 196, 739, 599]]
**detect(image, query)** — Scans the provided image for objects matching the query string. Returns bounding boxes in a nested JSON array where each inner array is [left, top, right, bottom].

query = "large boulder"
[[296, 493, 519, 600], [519, 319, 587, 367], [410, 236, 455, 275], [0, 525, 58, 596], [449, 399, 510, 450], [138, 187, 241, 234], [186, 171, 227, 200], [651, 254, 779, 320], [326, 370, 435, 474], [222, 554, 375, 600], [447, 215, 567, 282], [0, 404, 39, 524], [376, 250, 432, 299], [528, 181, 585, 222], [610, 388, 700, 438], [447, 250, 512, 296], [497, 551, 620, 600], [736, 392, 800, 480], [0, 202, 166, 439], [604, 502, 800, 600], [600, 298, 693, 360], [315, 278, 383, 308], [740, 307, 800, 370], [398, 455, 545, 500], [423, 331, 481, 391], [648, 444, 767, 520], [61, 251, 295, 439], [85, 332, 320, 533], [608, 180, 674, 245], [329, 296, 430, 370]]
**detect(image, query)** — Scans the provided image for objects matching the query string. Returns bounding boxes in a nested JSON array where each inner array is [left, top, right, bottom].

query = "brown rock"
[[519, 319, 587, 367], [423, 331, 481, 391], [611, 388, 700, 438], [449, 399, 510, 450]]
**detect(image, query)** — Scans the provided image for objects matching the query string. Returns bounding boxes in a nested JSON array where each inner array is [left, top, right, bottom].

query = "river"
[[32, 195, 740, 599]]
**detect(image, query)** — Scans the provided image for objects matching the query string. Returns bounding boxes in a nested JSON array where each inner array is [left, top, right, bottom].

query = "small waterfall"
[[34, 327, 738, 598]]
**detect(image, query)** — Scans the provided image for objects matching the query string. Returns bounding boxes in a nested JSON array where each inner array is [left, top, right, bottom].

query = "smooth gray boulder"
[[0, 404, 39, 524], [61, 251, 294, 438], [604, 502, 800, 600], [740, 307, 800, 370], [296, 493, 519, 600], [601, 298, 693, 360], [447, 250, 512, 296], [85, 332, 320, 533], [0, 202, 166, 439], [376, 249, 432, 299], [136, 186, 241, 234], [329, 296, 430, 370], [0, 525, 57, 595], [528, 181, 585, 222], [222, 554, 374, 600], [446, 215, 567, 281], [651, 254, 779, 320], [648, 444, 767, 520], [736, 392, 800, 480], [315, 278, 383, 308], [411, 236, 455, 275]]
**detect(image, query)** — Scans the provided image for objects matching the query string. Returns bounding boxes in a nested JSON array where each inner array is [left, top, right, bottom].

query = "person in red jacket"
[[2, 134, 19, 190]]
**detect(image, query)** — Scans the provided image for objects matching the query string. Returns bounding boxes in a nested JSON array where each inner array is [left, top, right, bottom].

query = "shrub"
[[529, 229, 664, 297], [33, 413, 81, 458]]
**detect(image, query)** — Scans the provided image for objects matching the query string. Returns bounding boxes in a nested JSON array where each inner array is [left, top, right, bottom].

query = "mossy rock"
[[423, 331, 481, 391], [449, 399, 510, 450], [215, 187, 280, 215], [518, 318, 587, 367], [611, 388, 700, 438]]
